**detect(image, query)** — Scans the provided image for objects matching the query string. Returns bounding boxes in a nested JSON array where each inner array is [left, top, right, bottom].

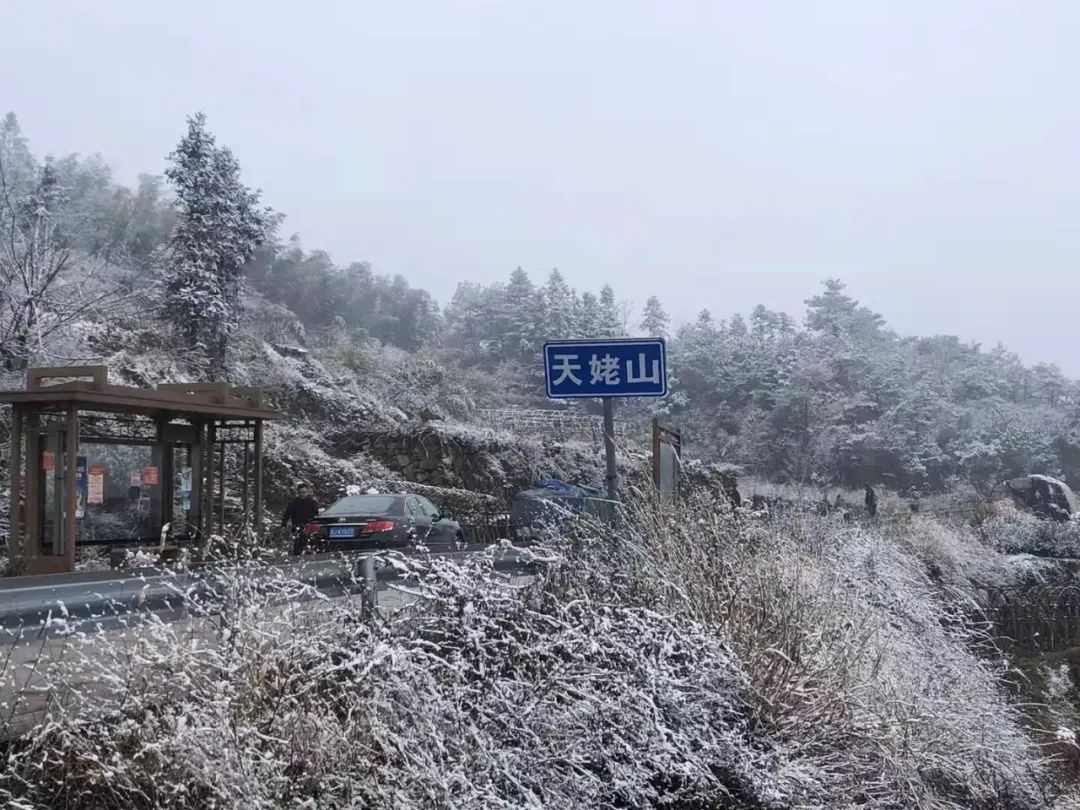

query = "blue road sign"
[[544, 338, 667, 399]]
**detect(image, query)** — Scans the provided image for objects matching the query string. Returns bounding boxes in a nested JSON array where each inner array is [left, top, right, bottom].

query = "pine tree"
[[499, 267, 542, 362], [163, 113, 273, 378], [575, 291, 603, 338], [598, 284, 624, 337], [639, 295, 670, 339], [542, 269, 575, 340]]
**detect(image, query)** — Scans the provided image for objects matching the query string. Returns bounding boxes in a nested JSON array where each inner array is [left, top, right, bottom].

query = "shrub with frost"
[[0, 496, 1058, 808], [980, 504, 1080, 558]]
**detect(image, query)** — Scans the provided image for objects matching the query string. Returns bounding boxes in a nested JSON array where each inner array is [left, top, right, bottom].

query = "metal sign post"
[[603, 398, 617, 500], [543, 338, 667, 501]]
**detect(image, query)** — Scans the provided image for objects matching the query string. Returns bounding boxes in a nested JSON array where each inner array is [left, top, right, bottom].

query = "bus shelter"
[[2, 366, 279, 575]]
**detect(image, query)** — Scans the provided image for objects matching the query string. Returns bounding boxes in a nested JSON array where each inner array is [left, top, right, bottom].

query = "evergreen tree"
[[639, 295, 670, 338], [444, 281, 495, 363], [163, 113, 273, 378], [575, 291, 603, 338], [499, 267, 542, 362], [598, 284, 624, 337], [542, 269, 575, 340], [804, 278, 884, 340]]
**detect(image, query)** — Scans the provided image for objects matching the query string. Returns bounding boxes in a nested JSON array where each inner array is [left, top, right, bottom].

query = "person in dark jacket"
[[282, 483, 320, 553], [864, 484, 878, 518]]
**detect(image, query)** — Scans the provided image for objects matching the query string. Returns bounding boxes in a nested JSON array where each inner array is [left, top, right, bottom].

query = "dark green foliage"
[[162, 113, 273, 378]]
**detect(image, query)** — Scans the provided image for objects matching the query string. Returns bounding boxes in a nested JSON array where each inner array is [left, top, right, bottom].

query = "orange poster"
[[88, 465, 105, 504], [42, 451, 54, 471], [142, 466, 160, 486]]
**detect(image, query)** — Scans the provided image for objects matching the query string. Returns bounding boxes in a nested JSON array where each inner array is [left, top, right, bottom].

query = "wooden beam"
[[189, 419, 204, 550], [241, 440, 250, 534], [217, 431, 226, 531], [0, 389, 280, 421], [8, 405, 22, 564], [200, 421, 217, 558], [27, 366, 107, 391], [24, 416, 39, 567], [64, 403, 78, 573], [254, 420, 264, 542]]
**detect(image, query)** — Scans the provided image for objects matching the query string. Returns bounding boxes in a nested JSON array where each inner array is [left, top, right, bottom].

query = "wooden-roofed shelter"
[[1, 366, 280, 575]]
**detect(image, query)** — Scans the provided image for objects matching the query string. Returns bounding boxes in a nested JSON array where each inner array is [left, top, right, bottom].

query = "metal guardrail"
[[0, 546, 543, 645]]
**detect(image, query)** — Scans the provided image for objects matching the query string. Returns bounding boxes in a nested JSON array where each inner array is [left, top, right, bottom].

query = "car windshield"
[[322, 495, 402, 517]]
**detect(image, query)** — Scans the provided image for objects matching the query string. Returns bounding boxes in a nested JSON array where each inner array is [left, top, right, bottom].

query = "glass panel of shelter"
[[27, 420, 205, 552]]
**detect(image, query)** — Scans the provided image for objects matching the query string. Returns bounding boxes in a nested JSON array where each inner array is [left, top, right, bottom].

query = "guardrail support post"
[[361, 554, 377, 608]]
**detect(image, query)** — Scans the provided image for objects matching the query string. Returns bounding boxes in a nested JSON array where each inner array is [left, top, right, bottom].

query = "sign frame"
[[542, 337, 668, 400]]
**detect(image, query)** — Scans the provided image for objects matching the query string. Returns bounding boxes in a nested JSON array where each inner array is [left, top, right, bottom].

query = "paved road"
[[0, 544, 543, 643], [0, 548, 543, 739]]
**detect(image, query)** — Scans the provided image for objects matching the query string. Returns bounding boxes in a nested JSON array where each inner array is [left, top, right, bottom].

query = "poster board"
[[75, 456, 88, 519], [88, 465, 105, 505]]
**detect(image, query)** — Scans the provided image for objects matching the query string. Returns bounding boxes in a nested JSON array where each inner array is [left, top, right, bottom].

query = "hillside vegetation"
[[0, 111, 1078, 498], [4, 111, 1080, 808]]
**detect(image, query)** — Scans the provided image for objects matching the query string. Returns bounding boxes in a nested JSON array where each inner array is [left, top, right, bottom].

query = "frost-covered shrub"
[[0, 499, 1056, 808], [980, 504, 1080, 558], [0, 546, 790, 809], [609, 495, 1050, 808], [895, 514, 1061, 589]]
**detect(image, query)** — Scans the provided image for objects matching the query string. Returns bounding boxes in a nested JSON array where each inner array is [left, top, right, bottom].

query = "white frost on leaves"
[[0, 496, 1061, 808]]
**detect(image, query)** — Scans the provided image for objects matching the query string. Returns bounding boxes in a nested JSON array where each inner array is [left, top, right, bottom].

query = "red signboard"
[[42, 451, 54, 471], [142, 466, 160, 486]]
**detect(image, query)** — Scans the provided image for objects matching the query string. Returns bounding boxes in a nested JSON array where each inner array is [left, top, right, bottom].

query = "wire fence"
[[474, 408, 628, 444]]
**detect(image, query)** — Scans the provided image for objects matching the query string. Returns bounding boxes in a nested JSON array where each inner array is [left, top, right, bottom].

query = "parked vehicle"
[[1002, 474, 1079, 522], [296, 492, 465, 553], [510, 478, 616, 541]]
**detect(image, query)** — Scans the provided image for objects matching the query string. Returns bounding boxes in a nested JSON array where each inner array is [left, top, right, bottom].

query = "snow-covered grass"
[[0, 495, 1065, 808], [0, 546, 787, 808], [979, 502, 1080, 559], [612, 496, 1052, 807]]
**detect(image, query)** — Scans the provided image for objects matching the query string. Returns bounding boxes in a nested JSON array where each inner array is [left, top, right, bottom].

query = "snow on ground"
[[1, 498, 1070, 809]]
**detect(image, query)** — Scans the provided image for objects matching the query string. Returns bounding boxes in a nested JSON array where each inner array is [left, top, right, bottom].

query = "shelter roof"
[[0, 366, 279, 421]]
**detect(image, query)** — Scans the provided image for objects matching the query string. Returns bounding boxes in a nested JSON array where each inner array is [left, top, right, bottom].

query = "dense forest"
[[2, 110, 1078, 494]]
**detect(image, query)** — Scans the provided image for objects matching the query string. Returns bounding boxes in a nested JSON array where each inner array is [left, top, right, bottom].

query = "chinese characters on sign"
[[544, 339, 667, 399]]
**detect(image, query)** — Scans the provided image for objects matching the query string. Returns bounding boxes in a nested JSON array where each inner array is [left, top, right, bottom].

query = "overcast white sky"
[[3, 1, 1078, 372]]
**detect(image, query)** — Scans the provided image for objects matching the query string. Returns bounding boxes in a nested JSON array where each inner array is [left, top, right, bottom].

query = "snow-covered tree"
[[639, 295, 670, 339], [498, 267, 543, 362], [575, 291, 603, 338], [541, 269, 576, 340], [598, 284, 624, 337], [163, 113, 273, 378], [0, 114, 124, 370]]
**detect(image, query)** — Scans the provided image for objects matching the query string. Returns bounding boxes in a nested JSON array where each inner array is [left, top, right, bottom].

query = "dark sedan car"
[[295, 492, 465, 554]]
